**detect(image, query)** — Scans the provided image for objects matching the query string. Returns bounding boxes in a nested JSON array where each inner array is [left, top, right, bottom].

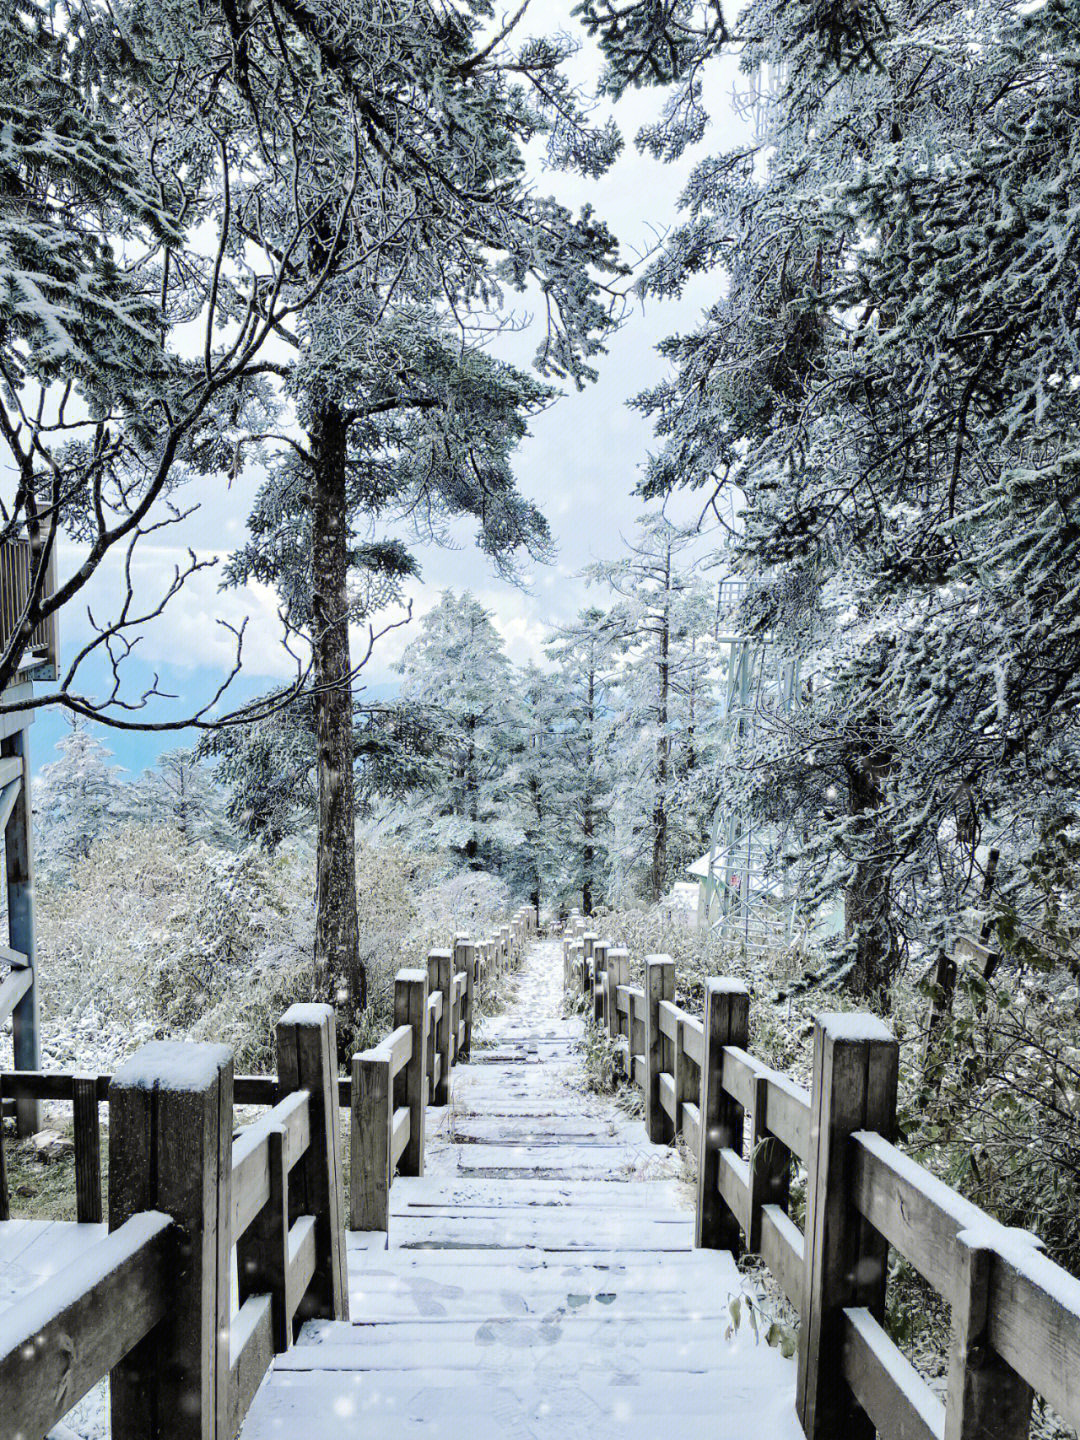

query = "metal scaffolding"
[[695, 579, 802, 953]]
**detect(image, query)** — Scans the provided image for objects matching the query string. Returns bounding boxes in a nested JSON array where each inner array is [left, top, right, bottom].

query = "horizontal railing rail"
[[564, 931, 1080, 1440]]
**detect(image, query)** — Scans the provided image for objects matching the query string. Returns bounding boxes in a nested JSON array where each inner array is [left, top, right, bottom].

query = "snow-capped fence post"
[[796, 1013, 898, 1440], [569, 939, 584, 997], [428, 949, 453, 1104], [276, 1004, 348, 1326], [350, 1050, 392, 1233], [696, 978, 749, 1252], [396, 968, 428, 1176], [458, 938, 477, 1059], [108, 1039, 234, 1440], [605, 948, 630, 1039], [644, 955, 675, 1144]]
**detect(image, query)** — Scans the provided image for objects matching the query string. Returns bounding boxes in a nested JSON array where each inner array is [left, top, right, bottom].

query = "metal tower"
[[695, 579, 802, 953]]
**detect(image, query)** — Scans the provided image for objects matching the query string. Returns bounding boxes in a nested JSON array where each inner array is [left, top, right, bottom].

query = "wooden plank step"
[[389, 1178, 689, 1211], [343, 1241, 724, 1269], [238, 1365, 805, 1440], [454, 1145, 665, 1177], [445, 1117, 637, 1144], [345, 1280, 729, 1321], [281, 1315, 742, 1371], [389, 1214, 693, 1251], [445, 1098, 608, 1118]]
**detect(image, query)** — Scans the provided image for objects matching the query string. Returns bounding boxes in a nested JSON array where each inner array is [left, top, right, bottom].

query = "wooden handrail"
[[0, 1211, 174, 1440], [346, 907, 535, 1235], [565, 935, 1080, 1440], [0, 908, 540, 1440]]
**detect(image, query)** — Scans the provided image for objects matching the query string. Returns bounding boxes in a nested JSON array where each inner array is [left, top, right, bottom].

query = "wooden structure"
[[0, 534, 58, 1138], [236, 930, 803, 1440], [7, 909, 1080, 1440], [571, 930, 1080, 1440], [0, 906, 536, 1440]]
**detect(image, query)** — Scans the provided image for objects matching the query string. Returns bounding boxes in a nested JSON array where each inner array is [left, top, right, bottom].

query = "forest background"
[[4, 0, 1080, 1427]]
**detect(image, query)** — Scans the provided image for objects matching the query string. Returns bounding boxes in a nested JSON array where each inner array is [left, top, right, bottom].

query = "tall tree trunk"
[[310, 397, 364, 1018], [464, 717, 479, 866], [649, 568, 671, 902], [844, 747, 896, 1004], [582, 664, 596, 915]]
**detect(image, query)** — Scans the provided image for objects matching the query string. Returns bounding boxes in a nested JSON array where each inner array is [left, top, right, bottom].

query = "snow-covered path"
[[240, 937, 803, 1440]]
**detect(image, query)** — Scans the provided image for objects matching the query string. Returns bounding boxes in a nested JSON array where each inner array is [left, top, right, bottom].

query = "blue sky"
[[27, 10, 754, 779]]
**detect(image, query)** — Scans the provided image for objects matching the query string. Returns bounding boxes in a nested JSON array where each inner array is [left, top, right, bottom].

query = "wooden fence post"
[[72, 1072, 102, 1224], [696, 979, 749, 1252], [629, 981, 647, 1084], [796, 1013, 898, 1440], [277, 1004, 348, 1326], [395, 968, 428, 1176], [592, 940, 609, 1025], [747, 1073, 788, 1252], [673, 1018, 697, 1145], [458, 938, 477, 1060], [429, 950, 452, 1104], [580, 935, 595, 1001], [644, 955, 675, 1144], [238, 1124, 290, 1350], [605, 948, 629, 1039], [109, 1040, 233, 1440], [349, 1053, 391, 1233], [944, 1230, 1036, 1440], [568, 940, 583, 998]]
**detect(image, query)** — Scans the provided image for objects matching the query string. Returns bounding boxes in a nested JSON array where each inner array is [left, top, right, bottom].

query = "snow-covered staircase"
[[238, 943, 801, 1440]]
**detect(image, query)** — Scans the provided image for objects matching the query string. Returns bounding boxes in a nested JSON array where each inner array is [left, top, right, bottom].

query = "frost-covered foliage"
[[34, 721, 134, 879], [598, 0, 1080, 998], [28, 825, 315, 1073], [18, 814, 510, 1074], [542, 614, 619, 913], [36, 728, 230, 879], [372, 541, 722, 914]]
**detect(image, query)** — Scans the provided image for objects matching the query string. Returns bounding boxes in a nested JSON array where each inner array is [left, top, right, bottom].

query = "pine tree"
[[544, 609, 618, 915], [34, 720, 133, 876], [588, 517, 719, 902], [589, 0, 1080, 993], [185, 0, 627, 1019], [394, 592, 522, 876], [135, 748, 229, 844]]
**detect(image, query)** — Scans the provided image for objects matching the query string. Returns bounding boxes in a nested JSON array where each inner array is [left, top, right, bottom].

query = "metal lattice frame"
[[699, 580, 802, 954]]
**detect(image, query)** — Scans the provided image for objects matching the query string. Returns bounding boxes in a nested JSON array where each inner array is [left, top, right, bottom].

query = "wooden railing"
[[0, 1004, 345, 1440], [350, 910, 533, 1231], [0, 905, 537, 1440], [566, 929, 1080, 1440]]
